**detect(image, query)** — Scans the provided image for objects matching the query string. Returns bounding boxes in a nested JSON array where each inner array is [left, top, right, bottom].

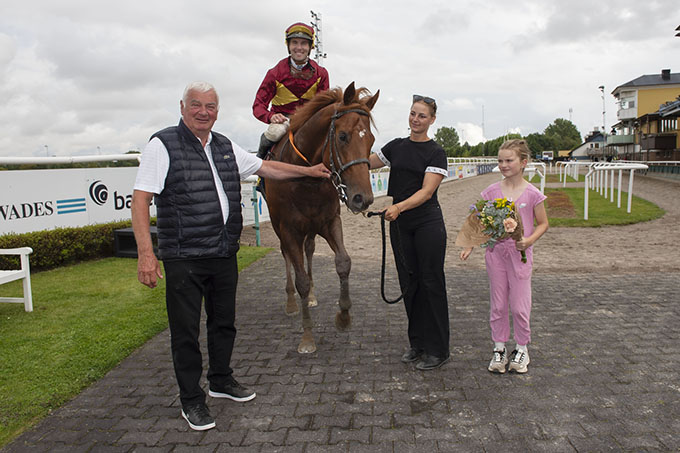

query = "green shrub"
[[0, 220, 133, 271]]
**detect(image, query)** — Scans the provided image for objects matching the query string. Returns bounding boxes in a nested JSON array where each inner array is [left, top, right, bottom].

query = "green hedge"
[[0, 221, 135, 272]]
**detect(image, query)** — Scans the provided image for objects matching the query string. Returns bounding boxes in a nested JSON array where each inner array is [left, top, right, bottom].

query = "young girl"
[[460, 139, 548, 374]]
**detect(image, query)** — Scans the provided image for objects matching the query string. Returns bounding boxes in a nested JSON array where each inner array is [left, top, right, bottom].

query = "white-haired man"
[[131, 81, 330, 431]]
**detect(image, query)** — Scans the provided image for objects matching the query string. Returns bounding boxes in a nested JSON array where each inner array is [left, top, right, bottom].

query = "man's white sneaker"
[[488, 348, 508, 374], [508, 349, 530, 373]]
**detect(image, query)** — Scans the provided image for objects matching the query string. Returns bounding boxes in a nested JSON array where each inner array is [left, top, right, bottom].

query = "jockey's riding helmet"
[[285, 22, 315, 48]]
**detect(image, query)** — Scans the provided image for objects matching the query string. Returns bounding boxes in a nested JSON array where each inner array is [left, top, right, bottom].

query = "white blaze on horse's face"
[[358, 129, 367, 139]]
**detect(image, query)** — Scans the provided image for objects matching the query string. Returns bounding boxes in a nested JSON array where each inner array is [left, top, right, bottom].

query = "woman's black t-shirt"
[[379, 137, 448, 222]]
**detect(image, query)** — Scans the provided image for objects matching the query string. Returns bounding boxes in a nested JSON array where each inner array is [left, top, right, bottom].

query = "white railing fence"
[[0, 155, 141, 165], [620, 160, 680, 180], [583, 162, 648, 220], [556, 161, 592, 185]]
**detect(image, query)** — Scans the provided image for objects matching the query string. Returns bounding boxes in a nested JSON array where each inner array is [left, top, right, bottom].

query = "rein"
[[288, 107, 371, 203], [366, 211, 412, 305]]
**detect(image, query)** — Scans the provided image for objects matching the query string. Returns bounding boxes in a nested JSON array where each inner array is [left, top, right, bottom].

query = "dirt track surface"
[[241, 173, 680, 274]]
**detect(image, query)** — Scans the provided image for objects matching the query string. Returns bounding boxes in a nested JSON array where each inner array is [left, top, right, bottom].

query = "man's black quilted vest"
[[152, 119, 242, 260]]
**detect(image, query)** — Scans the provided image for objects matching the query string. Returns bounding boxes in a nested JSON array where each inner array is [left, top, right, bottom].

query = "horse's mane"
[[289, 86, 375, 133]]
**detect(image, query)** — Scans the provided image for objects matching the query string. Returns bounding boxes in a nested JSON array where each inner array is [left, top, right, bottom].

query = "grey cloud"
[[0, 34, 17, 76], [418, 8, 471, 36], [510, 0, 676, 51]]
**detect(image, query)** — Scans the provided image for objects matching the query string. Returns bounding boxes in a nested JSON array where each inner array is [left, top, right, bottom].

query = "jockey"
[[253, 22, 330, 159]]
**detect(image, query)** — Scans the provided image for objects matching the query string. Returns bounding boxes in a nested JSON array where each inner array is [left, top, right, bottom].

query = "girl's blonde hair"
[[499, 139, 531, 162]]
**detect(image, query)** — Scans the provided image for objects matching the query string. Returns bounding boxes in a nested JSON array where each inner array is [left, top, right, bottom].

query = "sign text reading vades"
[[0, 167, 152, 235]]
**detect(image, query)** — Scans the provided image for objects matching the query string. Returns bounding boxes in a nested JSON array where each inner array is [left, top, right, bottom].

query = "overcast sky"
[[1, 1, 678, 158]]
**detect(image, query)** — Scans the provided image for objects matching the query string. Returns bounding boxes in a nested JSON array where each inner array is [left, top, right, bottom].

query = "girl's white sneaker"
[[508, 349, 530, 373], [488, 348, 508, 374]]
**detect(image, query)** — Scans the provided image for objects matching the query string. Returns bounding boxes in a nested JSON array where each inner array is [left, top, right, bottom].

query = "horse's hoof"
[[335, 310, 351, 331], [285, 300, 299, 316], [307, 295, 318, 307], [298, 341, 317, 354], [298, 330, 316, 353]]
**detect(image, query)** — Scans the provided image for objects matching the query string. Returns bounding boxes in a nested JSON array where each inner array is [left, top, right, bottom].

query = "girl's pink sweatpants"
[[485, 241, 533, 346]]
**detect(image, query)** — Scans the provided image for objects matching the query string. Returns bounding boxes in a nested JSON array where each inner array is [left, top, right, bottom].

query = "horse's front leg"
[[282, 249, 298, 316], [321, 216, 352, 331], [304, 234, 318, 307], [281, 236, 316, 354]]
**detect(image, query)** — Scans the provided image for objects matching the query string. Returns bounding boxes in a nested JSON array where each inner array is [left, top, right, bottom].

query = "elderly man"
[[131, 81, 330, 431]]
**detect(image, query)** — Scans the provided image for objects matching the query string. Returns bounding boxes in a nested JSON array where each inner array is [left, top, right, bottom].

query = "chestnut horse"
[[264, 82, 379, 353]]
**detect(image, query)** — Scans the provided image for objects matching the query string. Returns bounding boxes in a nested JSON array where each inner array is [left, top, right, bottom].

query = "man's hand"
[[270, 113, 287, 124], [137, 250, 163, 288], [308, 163, 331, 179], [131, 189, 162, 288]]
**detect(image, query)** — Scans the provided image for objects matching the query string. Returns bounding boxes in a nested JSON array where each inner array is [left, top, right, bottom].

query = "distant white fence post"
[[584, 166, 593, 220], [627, 169, 635, 213]]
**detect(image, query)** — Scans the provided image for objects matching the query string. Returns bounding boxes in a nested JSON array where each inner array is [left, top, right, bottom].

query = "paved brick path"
[[4, 177, 680, 452]]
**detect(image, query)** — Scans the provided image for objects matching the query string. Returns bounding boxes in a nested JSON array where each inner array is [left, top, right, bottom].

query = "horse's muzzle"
[[347, 192, 374, 213]]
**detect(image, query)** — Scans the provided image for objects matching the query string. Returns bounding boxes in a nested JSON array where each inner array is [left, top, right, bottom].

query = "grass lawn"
[[545, 187, 665, 227], [0, 246, 271, 448], [542, 173, 583, 183]]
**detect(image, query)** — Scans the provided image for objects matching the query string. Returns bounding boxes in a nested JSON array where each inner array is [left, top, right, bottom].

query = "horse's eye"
[[338, 132, 349, 143]]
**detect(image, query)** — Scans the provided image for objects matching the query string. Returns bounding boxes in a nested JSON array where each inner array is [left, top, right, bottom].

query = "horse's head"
[[291, 82, 379, 213], [327, 82, 380, 213]]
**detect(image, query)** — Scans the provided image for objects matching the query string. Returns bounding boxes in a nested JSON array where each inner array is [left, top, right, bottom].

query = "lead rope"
[[367, 211, 412, 304]]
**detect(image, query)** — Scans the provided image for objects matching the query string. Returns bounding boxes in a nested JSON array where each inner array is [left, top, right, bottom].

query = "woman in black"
[[368, 95, 450, 370]]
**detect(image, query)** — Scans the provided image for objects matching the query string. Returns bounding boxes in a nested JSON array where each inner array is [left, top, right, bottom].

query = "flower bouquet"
[[455, 197, 526, 263]]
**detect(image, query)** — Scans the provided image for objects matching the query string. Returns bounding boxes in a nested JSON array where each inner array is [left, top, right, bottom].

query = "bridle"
[[288, 107, 371, 203]]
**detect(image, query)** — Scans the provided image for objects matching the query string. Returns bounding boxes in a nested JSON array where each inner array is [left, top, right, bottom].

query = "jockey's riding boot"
[[256, 134, 275, 159], [255, 177, 266, 197]]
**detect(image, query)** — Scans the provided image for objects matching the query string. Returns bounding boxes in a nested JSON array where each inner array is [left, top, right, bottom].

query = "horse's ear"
[[365, 89, 380, 111], [343, 82, 356, 105]]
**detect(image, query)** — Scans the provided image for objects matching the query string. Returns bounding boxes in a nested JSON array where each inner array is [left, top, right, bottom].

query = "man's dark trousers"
[[163, 255, 238, 407]]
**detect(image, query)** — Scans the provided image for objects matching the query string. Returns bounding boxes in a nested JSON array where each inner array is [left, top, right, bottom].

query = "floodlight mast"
[[310, 10, 327, 65]]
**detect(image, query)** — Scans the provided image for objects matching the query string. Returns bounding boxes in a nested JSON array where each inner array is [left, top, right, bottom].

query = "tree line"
[[434, 118, 582, 158]]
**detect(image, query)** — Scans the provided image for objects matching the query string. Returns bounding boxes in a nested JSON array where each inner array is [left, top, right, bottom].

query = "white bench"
[[0, 247, 34, 312]]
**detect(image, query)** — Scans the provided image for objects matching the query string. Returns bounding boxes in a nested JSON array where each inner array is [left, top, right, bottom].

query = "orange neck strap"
[[288, 130, 311, 166]]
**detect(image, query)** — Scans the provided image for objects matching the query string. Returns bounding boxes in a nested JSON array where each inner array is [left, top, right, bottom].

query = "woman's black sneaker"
[[401, 348, 424, 363], [415, 354, 450, 370]]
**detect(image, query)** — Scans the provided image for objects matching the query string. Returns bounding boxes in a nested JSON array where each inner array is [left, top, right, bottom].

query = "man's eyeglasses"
[[413, 94, 436, 104]]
